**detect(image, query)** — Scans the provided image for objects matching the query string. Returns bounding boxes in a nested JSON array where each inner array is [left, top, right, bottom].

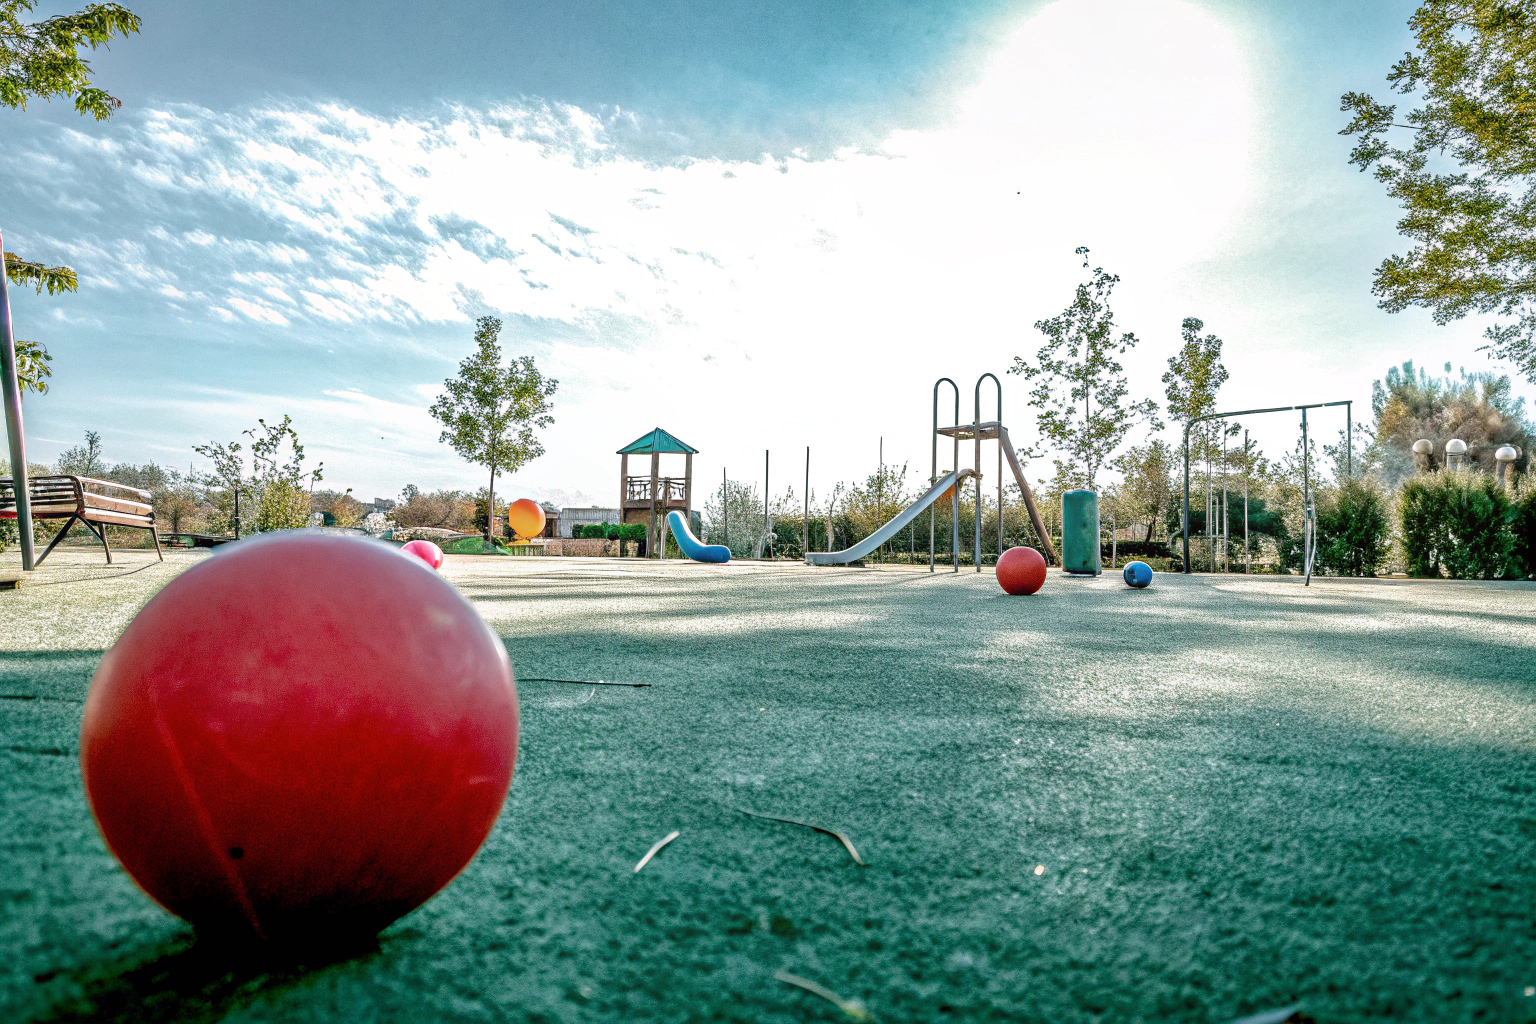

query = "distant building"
[[558, 506, 621, 538]]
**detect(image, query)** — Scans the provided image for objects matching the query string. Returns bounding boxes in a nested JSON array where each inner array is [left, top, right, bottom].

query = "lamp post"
[[1496, 445, 1519, 488], [1412, 438, 1434, 473], [1445, 438, 1468, 470]]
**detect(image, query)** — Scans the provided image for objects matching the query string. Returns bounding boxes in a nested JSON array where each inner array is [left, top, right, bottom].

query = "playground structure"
[[617, 428, 696, 559], [666, 510, 730, 562], [808, 375, 1057, 569], [1181, 400, 1351, 586]]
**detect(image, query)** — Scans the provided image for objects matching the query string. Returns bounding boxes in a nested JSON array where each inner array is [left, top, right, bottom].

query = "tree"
[[2, 0, 139, 290], [55, 428, 103, 476], [192, 416, 322, 535], [1368, 359, 1534, 484], [1010, 248, 1159, 490], [1341, 1, 1536, 382], [1110, 440, 1176, 542], [429, 316, 557, 541]]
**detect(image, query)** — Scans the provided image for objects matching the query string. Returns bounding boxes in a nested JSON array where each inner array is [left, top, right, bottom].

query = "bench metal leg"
[[34, 515, 78, 568], [93, 521, 113, 565], [150, 524, 163, 561]]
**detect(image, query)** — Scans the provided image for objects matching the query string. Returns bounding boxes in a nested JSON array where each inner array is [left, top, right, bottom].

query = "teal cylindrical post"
[[1061, 489, 1101, 575]]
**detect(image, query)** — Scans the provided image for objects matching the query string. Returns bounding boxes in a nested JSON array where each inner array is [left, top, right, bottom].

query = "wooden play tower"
[[618, 428, 696, 557]]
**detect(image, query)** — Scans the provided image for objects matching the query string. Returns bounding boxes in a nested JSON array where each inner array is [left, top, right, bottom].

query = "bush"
[[1398, 475, 1449, 576], [1316, 479, 1391, 576], [255, 478, 313, 532], [1510, 485, 1536, 580], [1399, 471, 1513, 578], [1101, 540, 1168, 561]]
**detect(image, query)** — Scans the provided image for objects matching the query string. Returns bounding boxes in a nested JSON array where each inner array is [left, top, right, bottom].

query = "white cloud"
[[17, 0, 1301, 498]]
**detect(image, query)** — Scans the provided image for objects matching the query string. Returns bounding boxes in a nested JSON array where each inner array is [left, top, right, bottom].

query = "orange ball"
[[996, 546, 1047, 595], [506, 499, 545, 540]]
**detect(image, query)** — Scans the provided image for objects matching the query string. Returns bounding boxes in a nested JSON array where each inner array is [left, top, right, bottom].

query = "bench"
[[0, 475, 162, 566]]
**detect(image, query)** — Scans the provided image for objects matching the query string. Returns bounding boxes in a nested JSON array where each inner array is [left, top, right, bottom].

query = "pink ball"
[[401, 540, 444, 570]]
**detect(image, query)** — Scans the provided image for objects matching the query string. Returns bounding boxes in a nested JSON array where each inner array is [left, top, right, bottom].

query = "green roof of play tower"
[[616, 428, 698, 455]]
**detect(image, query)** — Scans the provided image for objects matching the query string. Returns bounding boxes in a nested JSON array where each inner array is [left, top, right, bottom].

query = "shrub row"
[[574, 522, 646, 541], [1399, 472, 1534, 579]]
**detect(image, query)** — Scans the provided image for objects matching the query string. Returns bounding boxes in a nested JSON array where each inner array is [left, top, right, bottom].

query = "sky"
[[4, 0, 1529, 509]]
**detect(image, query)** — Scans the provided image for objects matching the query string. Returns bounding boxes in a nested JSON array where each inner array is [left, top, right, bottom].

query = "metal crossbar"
[[1181, 401, 1350, 583]]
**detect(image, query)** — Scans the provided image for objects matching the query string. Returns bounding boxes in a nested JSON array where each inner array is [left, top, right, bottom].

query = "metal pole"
[[932, 378, 958, 573], [722, 468, 727, 550], [803, 446, 809, 557], [1182, 425, 1191, 573], [1243, 429, 1250, 574], [763, 449, 770, 559], [1346, 402, 1352, 479], [1302, 408, 1311, 584], [1110, 508, 1116, 569], [0, 240, 35, 570], [975, 373, 1000, 572], [878, 437, 882, 563], [1221, 422, 1228, 573]]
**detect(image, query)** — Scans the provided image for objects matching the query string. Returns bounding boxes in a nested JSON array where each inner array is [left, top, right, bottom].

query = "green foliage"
[[1162, 317, 1229, 459], [473, 492, 509, 536], [1010, 249, 1159, 489], [0, 1, 140, 120], [1508, 483, 1536, 577], [1399, 469, 1515, 577], [1316, 479, 1393, 576], [1441, 472, 1514, 578], [1398, 474, 1450, 576], [4, 252, 77, 296], [54, 428, 103, 476], [12, 338, 51, 396], [1369, 359, 1534, 484], [1110, 439, 1176, 542], [703, 478, 770, 557], [430, 316, 556, 538], [192, 415, 321, 535], [1341, 1, 1536, 382], [393, 485, 475, 532]]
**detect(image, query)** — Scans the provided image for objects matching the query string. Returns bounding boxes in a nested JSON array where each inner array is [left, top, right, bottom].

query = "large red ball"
[[996, 545, 1047, 595], [80, 533, 517, 944]]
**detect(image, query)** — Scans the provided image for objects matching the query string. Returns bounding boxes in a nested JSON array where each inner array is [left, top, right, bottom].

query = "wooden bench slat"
[[82, 493, 154, 516], [80, 509, 156, 529]]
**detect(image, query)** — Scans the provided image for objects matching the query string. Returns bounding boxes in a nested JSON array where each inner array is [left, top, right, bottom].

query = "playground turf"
[[1, 549, 1533, 1023]]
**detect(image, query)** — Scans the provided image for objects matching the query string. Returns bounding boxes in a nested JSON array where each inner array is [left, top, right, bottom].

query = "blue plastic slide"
[[667, 510, 731, 563]]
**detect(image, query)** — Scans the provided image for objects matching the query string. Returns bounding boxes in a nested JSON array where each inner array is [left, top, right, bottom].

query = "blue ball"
[[1122, 560, 1153, 588]]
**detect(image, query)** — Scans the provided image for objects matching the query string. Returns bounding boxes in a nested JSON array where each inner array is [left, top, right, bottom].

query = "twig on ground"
[[633, 831, 680, 873], [738, 808, 864, 865], [519, 677, 652, 687], [1219, 1005, 1305, 1024], [774, 970, 872, 1021]]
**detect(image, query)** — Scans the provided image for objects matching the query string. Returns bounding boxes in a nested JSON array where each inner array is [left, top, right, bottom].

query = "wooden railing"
[[625, 477, 687, 502]]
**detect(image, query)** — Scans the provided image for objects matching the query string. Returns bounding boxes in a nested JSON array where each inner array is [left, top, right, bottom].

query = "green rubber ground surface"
[[1, 550, 1533, 1023]]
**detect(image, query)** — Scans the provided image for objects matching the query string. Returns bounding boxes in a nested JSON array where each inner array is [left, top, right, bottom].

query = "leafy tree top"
[[0, 0, 140, 120], [1162, 317, 1229, 428], [1340, 0, 1536, 382], [429, 315, 557, 488], [1009, 248, 1159, 489]]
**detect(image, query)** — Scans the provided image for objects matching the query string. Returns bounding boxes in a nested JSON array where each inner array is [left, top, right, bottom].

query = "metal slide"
[[807, 469, 977, 566], [997, 426, 1059, 566]]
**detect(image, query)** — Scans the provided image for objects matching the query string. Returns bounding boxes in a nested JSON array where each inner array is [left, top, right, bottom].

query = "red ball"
[[400, 539, 444, 570], [79, 533, 517, 944], [996, 545, 1047, 595]]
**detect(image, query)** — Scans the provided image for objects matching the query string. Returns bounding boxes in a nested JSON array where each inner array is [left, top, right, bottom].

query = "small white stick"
[[633, 830, 680, 874]]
